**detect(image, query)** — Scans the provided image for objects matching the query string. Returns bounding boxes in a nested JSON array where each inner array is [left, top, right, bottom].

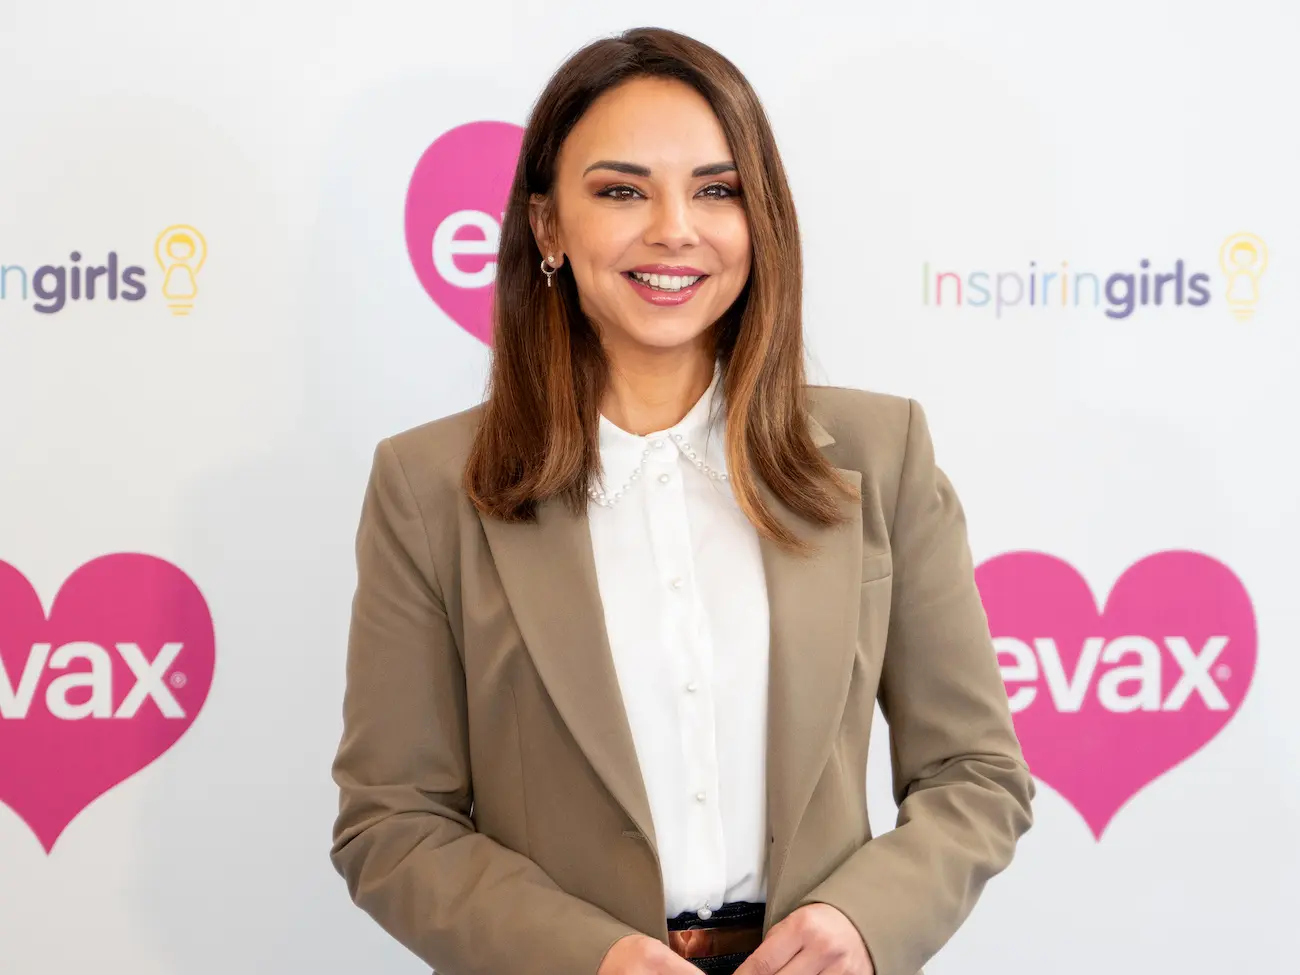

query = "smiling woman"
[[331, 25, 1033, 975], [467, 34, 844, 549]]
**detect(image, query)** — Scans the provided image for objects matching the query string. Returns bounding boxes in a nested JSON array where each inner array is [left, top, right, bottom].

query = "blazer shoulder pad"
[[381, 402, 485, 501], [806, 384, 912, 466]]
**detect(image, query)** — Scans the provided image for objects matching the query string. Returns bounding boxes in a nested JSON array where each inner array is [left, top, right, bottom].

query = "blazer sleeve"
[[329, 438, 642, 975], [796, 398, 1035, 975]]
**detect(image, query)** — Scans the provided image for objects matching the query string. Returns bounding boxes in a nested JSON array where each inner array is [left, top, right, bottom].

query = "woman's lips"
[[623, 271, 708, 306]]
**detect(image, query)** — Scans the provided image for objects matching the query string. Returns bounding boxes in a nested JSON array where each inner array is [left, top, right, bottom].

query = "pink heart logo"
[[404, 120, 524, 345], [0, 554, 215, 853], [975, 550, 1256, 839]]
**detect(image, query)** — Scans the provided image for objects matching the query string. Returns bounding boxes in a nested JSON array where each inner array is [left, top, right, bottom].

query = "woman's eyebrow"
[[582, 160, 737, 177]]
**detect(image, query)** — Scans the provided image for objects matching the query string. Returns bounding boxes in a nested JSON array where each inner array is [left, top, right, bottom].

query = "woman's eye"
[[597, 184, 642, 201], [700, 182, 741, 200]]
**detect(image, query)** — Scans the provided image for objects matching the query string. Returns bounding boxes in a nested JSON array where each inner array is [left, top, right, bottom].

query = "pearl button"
[[697, 907, 713, 920], [685, 681, 698, 693], [651, 439, 665, 448], [669, 577, 684, 590], [695, 791, 706, 803], [658, 473, 671, 484]]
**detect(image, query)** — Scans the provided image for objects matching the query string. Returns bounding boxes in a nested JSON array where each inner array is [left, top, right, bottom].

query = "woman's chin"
[[609, 318, 714, 354]]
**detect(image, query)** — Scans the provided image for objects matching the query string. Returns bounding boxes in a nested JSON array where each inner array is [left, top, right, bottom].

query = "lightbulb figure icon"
[[1219, 232, 1267, 322], [155, 225, 208, 317]]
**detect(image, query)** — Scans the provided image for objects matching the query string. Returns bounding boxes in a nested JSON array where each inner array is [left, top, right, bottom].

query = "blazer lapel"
[[478, 499, 658, 854], [760, 418, 864, 906]]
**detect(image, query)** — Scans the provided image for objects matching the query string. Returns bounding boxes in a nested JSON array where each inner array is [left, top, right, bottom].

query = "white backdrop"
[[2, 2, 1298, 973]]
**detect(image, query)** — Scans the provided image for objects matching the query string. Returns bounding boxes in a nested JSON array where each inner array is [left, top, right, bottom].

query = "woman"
[[330, 26, 1033, 975]]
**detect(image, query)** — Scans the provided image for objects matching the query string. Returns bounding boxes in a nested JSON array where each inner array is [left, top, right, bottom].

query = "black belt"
[[666, 902, 765, 974]]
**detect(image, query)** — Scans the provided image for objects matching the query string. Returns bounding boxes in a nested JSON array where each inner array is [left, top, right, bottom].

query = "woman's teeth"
[[629, 271, 703, 292]]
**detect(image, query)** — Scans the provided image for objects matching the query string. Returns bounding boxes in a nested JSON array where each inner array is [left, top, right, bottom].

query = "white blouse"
[[587, 369, 771, 920]]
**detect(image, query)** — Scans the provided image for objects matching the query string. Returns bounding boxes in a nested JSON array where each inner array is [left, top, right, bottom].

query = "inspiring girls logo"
[[1, 225, 207, 317], [922, 232, 1268, 321]]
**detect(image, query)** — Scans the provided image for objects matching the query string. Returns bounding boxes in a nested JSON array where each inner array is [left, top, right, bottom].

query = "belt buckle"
[[667, 925, 762, 961]]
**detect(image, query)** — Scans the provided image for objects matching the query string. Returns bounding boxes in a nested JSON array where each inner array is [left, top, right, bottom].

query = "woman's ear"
[[528, 193, 564, 267]]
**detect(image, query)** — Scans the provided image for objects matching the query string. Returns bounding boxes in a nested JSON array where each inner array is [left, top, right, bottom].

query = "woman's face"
[[534, 76, 751, 359]]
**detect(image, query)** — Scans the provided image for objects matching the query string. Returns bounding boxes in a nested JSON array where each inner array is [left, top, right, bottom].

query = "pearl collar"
[[589, 370, 729, 509]]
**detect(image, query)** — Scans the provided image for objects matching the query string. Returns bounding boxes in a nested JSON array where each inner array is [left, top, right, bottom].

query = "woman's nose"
[[644, 193, 700, 249]]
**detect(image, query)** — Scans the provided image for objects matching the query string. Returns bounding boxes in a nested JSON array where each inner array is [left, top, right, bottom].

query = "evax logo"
[[405, 121, 524, 345], [975, 550, 1256, 839], [0, 225, 207, 316], [0, 554, 216, 852], [1, 642, 189, 719]]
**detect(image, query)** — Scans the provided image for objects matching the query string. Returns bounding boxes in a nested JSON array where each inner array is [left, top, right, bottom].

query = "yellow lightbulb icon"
[[154, 225, 208, 317], [1219, 232, 1267, 322]]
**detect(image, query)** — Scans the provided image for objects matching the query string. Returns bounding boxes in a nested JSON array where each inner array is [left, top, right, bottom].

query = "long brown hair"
[[464, 26, 854, 550]]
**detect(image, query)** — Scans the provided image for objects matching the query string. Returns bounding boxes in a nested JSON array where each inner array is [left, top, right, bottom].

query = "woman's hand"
[[598, 933, 702, 974], [732, 904, 875, 975]]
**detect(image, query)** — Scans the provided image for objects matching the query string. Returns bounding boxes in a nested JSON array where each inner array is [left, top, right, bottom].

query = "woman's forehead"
[[561, 79, 732, 172]]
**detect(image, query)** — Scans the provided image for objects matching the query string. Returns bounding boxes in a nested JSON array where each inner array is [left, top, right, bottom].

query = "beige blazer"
[[330, 385, 1034, 975]]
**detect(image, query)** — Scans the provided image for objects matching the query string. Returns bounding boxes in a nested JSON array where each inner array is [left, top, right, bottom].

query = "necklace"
[[588, 432, 729, 509]]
